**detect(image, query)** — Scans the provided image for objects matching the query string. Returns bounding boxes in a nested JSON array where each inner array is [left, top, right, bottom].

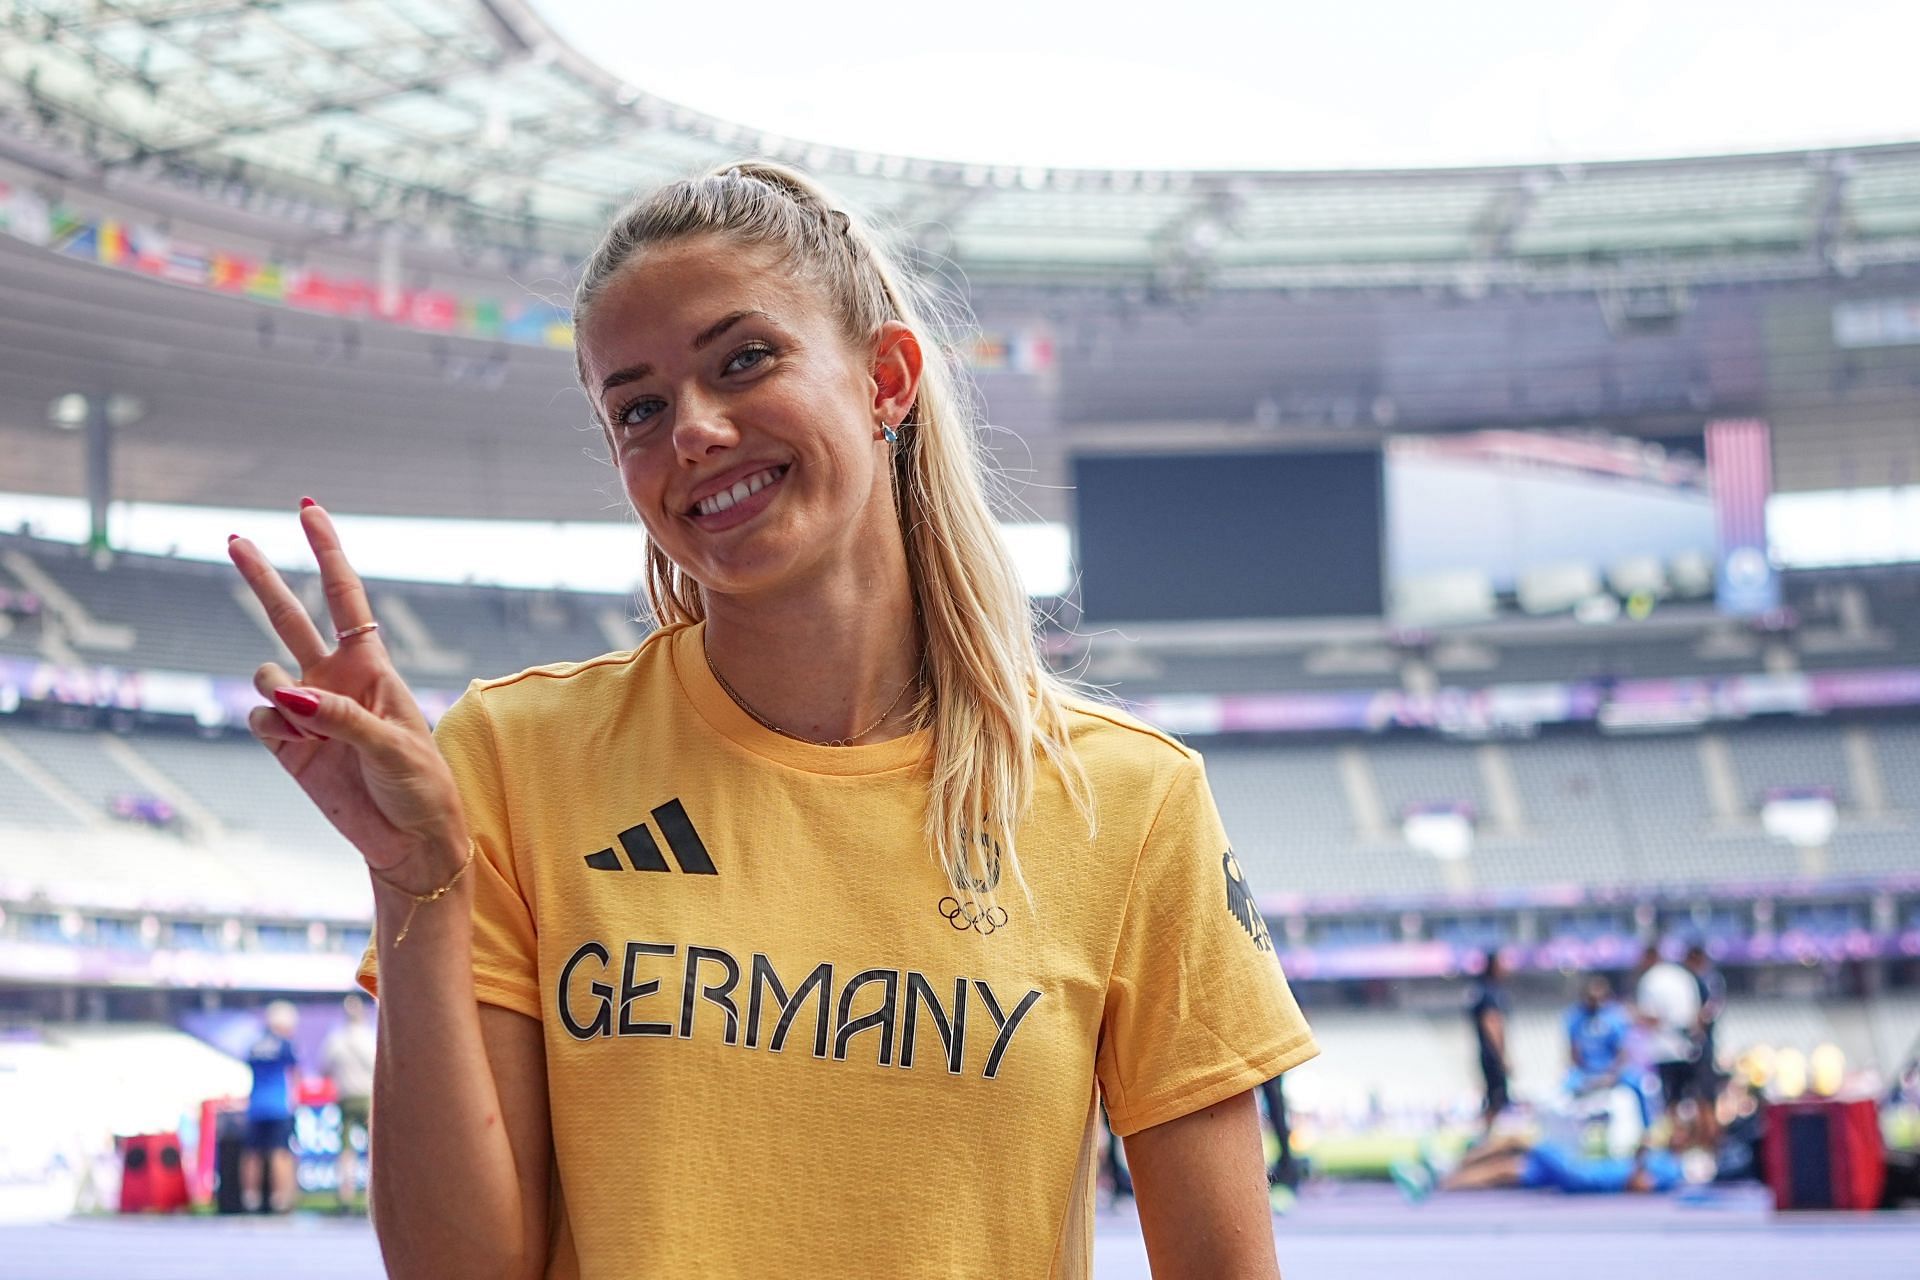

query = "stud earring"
[[881, 422, 899, 445]]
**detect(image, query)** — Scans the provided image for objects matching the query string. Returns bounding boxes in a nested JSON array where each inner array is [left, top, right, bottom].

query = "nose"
[[672, 389, 740, 466]]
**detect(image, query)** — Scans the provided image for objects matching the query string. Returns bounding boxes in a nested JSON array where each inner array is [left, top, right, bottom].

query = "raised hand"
[[228, 499, 468, 892]]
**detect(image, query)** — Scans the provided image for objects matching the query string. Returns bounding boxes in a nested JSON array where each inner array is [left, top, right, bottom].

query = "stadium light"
[[1761, 789, 1838, 849], [47, 394, 88, 431], [1402, 805, 1474, 861]]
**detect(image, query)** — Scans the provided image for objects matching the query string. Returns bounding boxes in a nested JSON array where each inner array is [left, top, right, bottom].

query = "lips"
[[690, 465, 787, 517], [684, 463, 790, 531]]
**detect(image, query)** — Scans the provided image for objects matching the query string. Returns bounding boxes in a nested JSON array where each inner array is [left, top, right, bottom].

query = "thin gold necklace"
[[704, 640, 920, 748]]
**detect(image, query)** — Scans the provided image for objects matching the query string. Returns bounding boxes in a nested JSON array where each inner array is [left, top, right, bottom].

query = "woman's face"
[[578, 233, 916, 602]]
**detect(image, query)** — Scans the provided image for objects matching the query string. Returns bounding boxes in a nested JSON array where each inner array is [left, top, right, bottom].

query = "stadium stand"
[[1846, 151, 1920, 240], [6, 530, 1917, 907], [0, 533, 638, 685], [1724, 721, 1856, 805], [18, 539, 266, 677], [1511, 162, 1819, 260], [1876, 720, 1920, 811]]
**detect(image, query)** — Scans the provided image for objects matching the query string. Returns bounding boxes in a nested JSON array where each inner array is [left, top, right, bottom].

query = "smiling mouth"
[[690, 465, 789, 518]]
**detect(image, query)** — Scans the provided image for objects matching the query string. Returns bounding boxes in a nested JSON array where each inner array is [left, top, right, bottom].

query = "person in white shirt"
[[1633, 943, 1701, 1133], [322, 994, 377, 1212]]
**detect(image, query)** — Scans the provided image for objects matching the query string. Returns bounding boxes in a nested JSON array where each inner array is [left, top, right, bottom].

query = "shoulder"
[[443, 627, 674, 725], [1055, 694, 1211, 827], [468, 630, 668, 702], [1059, 693, 1199, 779]]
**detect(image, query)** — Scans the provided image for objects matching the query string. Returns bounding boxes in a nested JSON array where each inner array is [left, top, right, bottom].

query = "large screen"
[[1385, 428, 1718, 624], [1072, 450, 1385, 623]]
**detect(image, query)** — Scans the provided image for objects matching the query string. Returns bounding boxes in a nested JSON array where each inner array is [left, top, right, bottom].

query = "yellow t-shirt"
[[361, 622, 1315, 1279]]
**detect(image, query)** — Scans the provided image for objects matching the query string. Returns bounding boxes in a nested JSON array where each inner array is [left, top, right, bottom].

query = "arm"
[[1126, 1089, 1279, 1280], [228, 509, 543, 1280], [367, 865, 550, 1280]]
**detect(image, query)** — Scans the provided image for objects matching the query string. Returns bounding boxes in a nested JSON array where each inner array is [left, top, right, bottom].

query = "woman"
[[228, 161, 1316, 1279]]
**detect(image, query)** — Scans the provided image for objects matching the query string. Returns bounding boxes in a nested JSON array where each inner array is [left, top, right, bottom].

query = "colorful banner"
[[966, 327, 1056, 374], [1, 181, 1067, 371], [5, 909, 1912, 988], [0, 180, 572, 350], [8, 651, 1920, 741]]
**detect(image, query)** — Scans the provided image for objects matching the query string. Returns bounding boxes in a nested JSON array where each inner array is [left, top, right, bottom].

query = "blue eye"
[[725, 343, 773, 374], [615, 398, 664, 430]]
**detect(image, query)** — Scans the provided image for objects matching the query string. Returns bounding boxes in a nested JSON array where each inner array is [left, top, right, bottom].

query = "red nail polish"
[[228, 533, 240, 543], [300, 496, 317, 509], [273, 687, 320, 716]]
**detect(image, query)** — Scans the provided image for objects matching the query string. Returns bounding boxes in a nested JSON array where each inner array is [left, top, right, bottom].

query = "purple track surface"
[[4, 1184, 1917, 1278]]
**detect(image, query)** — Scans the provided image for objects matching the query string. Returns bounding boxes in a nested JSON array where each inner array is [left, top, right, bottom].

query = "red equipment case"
[[1762, 1097, 1885, 1211], [118, 1131, 190, 1214]]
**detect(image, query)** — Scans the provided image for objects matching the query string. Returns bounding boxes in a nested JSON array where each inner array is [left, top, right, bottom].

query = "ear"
[[869, 321, 924, 432]]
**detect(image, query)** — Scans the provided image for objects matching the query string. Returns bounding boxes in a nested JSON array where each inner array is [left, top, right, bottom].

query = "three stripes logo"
[[583, 799, 717, 875]]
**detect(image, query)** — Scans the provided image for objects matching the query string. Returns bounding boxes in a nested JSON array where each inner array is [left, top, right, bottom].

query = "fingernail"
[[228, 533, 240, 544], [300, 497, 317, 509], [273, 687, 320, 716]]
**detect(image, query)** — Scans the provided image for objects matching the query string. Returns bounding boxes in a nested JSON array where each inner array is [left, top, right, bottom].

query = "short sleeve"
[[1096, 753, 1318, 1137], [356, 680, 542, 1019]]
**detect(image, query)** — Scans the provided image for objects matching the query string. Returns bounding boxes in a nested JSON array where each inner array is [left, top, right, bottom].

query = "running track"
[[4, 1184, 1916, 1278]]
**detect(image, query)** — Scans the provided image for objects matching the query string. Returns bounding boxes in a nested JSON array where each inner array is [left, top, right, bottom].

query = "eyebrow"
[[597, 310, 769, 396]]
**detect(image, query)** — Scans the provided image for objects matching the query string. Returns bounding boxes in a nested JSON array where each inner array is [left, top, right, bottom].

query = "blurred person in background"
[[1683, 942, 1726, 1148], [323, 993, 376, 1212], [227, 161, 1318, 1280], [1634, 942, 1701, 1140], [1467, 949, 1512, 1134], [1258, 1072, 1300, 1209], [1395, 1133, 1693, 1200], [1565, 975, 1633, 1095], [241, 1000, 301, 1213], [1561, 973, 1651, 1152]]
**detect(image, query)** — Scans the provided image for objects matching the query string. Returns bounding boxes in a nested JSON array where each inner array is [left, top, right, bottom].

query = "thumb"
[[271, 685, 394, 754]]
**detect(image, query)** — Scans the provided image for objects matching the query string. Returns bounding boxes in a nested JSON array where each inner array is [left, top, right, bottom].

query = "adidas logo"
[[583, 799, 716, 875]]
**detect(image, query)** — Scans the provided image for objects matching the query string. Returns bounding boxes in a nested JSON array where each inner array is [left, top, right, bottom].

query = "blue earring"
[[882, 422, 899, 445]]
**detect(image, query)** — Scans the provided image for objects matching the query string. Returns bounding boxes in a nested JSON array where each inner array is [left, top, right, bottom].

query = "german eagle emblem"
[[1222, 849, 1273, 952]]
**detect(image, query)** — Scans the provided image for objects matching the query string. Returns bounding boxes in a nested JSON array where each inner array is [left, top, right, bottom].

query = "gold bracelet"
[[381, 837, 478, 947]]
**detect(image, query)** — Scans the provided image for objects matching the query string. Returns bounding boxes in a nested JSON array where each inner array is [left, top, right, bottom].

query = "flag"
[[1706, 418, 1780, 617]]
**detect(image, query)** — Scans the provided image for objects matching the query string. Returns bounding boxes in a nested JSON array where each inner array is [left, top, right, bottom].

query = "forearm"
[[1129, 1091, 1280, 1280], [369, 874, 530, 1280]]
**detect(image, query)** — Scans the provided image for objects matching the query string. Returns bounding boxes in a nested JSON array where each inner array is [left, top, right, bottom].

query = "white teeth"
[[695, 467, 783, 517]]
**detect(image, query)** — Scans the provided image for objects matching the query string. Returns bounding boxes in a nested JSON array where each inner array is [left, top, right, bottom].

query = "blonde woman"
[[228, 162, 1317, 1279]]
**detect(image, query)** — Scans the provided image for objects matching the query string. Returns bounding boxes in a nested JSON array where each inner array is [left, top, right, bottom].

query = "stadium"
[[2, 1, 1919, 1276]]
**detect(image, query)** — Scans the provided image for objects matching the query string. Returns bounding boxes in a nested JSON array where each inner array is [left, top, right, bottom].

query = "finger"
[[253, 662, 327, 740], [248, 704, 314, 745], [229, 533, 330, 669], [269, 684, 392, 757], [299, 500, 380, 645], [252, 661, 299, 701]]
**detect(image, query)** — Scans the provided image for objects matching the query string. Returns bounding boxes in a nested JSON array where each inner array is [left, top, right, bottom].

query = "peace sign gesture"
[[228, 499, 469, 893]]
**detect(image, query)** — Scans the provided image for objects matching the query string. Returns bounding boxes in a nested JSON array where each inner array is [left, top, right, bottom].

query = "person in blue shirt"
[[1565, 975, 1632, 1093], [241, 1000, 302, 1213], [1395, 1134, 1690, 1199]]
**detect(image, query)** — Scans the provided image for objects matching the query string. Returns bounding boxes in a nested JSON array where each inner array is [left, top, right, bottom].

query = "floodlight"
[[48, 393, 88, 430]]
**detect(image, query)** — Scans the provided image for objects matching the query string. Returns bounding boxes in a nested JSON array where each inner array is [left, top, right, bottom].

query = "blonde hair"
[[573, 160, 1092, 907]]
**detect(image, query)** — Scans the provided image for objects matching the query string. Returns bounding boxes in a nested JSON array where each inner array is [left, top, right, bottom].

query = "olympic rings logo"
[[939, 896, 1008, 935]]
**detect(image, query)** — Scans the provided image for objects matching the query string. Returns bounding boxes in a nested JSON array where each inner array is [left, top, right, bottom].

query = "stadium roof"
[[5, 0, 1920, 290]]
